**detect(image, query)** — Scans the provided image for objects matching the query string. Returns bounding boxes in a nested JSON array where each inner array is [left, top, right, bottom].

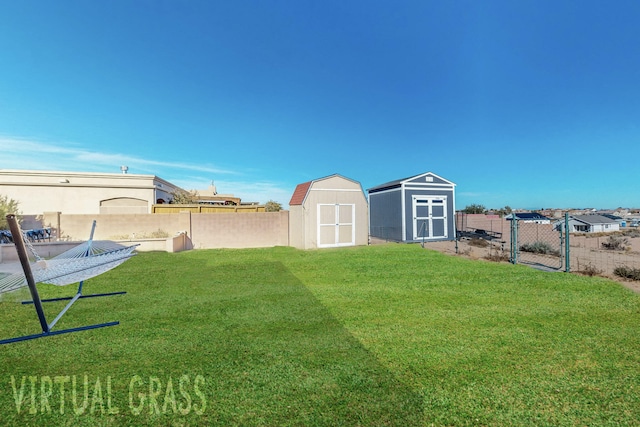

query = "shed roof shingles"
[[289, 181, 312, 206]]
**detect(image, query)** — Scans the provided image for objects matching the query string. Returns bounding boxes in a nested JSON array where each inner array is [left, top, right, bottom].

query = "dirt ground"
[[371, 237, 640, 294]]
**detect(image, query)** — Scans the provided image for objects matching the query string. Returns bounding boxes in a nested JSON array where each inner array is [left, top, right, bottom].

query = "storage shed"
[[289, 174, 369, 249], [368, 172, 456, 242]]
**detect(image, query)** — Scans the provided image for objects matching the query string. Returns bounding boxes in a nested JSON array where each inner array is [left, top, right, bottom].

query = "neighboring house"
[[288, 174, 369, 249], [600, 213, 626, 227], [566, 214, 620, 233], [194, 184, 242, 206], [0, 169, 183, 220], [368, 172, 456, 242], [505, 212, 551, 224]]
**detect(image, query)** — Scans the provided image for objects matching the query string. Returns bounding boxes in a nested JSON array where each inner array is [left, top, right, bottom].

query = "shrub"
[[484, 252, 510, 262], [602, 235, 629, 251], [149, 229, 170, 238], [577, 264, 603, 277], [519, 241, 560, 256], [0, 195, 21, 229], [170, 189, 199, 204], [468, 238, 489, 248], [462, 204, 486, 214], [623, 229, 640, 238], [265, 200, 282, 212], [613, 266, 640, 281]]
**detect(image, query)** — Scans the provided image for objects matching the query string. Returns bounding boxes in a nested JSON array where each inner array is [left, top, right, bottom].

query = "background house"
[[368, 172, 456, 243], [505, 212, 552, 224], [0, 169, 183, 229], [600, 213, 626, 227], [289, 174, 369, 249], [566, 214, 620, 233]]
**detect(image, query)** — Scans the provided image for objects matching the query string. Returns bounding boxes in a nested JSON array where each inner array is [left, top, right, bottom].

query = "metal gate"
[[510, 214, 569, 271]]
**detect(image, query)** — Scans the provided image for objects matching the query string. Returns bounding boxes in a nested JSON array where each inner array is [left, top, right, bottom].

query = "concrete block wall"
[[40, 210, 289, 250], [190, 211, 289, 249]]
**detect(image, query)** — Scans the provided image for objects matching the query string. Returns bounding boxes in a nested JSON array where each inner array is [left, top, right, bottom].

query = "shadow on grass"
[[202, 261, 424, 426], [0, 259, 423, 426]]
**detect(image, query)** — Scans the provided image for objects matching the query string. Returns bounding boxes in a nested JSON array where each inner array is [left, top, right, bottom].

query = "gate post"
[[564, 212, 570, 272], [510, 216, 518, 264]]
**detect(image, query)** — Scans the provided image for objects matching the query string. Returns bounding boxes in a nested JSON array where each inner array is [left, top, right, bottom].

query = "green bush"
[[0, 194, 20, 229], [264, 200, 282, 212], [602, 235, 629, 251], [519, 241, 560, 256], [614, 265, 640, 281], [578, 264, 603, 277]]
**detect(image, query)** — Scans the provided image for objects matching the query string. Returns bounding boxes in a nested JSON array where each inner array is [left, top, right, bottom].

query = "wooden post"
[[6, 214, 49, 333]]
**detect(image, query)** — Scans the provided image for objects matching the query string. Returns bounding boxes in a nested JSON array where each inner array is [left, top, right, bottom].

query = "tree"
[[0, 195, 21, 229], [495, 205, 513, 217], [264, 200, 282, 212], [462, 204, 486, 214], [170, 189, 199, 204]]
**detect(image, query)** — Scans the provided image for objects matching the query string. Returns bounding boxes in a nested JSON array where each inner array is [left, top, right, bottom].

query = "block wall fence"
[[42, 210, 289, 249], [0, 211, 290, 262]]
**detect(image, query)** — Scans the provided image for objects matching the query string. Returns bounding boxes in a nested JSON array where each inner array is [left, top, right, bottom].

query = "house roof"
[[367, 171, 454, 193], [571, 214, 618, 225], [601, 213, 624, 221], [289, 173, 364, 206], [507, 212, 551, 221]]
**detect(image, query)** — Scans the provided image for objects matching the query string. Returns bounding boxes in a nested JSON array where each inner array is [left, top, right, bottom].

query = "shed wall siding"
[[288, 205, 305, 249], [406, 174, 451, 186], [309, 175, 358, 190], [369, 189, 403, 241], [303, 185, 368, 249]]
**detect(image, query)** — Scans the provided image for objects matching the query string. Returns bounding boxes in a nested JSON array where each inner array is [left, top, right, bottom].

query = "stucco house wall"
[[0, 169, 182, 222]]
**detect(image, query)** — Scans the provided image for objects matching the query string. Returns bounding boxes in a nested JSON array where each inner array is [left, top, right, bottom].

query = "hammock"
[[0, 215, 137, 344], [0, 240, 136, 293]]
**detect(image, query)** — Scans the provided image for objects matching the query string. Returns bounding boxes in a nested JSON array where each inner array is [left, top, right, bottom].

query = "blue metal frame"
[[0, 216, 125, 345]]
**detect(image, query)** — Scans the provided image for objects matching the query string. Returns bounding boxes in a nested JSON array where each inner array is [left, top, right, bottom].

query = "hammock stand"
[[0, 215, 137, 345]]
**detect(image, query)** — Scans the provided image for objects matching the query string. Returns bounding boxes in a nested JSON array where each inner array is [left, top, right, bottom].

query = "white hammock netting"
[[0, 240, 137, 294]]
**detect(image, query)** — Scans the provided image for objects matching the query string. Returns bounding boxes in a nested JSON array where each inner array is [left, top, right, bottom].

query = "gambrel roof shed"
[[289, 174, 369, 249]]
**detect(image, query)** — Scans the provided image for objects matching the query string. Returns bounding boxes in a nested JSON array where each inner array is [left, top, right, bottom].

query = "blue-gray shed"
[[368, 172, 456, 242]]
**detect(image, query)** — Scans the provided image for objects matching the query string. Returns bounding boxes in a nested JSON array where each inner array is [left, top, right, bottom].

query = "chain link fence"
[[568, 230, 640, 278], [455, 213, 640, 282], [510, 220, 564, 271]]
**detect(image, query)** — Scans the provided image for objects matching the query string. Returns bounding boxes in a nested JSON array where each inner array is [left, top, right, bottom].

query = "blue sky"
[[1, 1, 639, 209]]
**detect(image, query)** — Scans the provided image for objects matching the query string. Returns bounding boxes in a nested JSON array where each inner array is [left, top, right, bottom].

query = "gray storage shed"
[[289, 174, 369, 249], [368, 172, 456, 242]]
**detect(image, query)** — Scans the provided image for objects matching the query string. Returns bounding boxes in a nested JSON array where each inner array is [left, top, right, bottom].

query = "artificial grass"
[[0, 244, 638, 426]]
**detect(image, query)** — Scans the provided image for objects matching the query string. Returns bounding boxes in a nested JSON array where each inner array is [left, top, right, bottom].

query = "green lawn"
[[1, 244, 639, 426]]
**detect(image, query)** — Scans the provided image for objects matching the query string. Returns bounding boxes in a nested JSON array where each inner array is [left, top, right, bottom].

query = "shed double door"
[[317, 204, 355, 248], [412, 196, 448, 240]]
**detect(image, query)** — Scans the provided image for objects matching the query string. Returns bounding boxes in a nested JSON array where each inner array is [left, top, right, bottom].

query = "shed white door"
[[317, 204, 355, 248], [412, 196, 448, 240]]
